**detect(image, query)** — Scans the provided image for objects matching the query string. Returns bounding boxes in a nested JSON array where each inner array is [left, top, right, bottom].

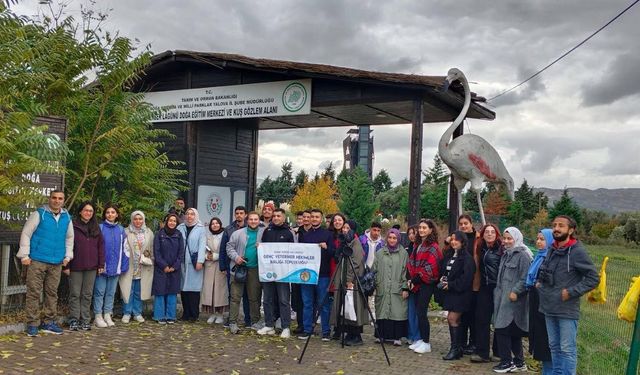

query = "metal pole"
[[626, 300, 640, 375], [407, 98, 424, 226]]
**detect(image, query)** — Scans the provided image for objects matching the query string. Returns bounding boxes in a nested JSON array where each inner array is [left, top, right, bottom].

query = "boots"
[[442, 326, 463, 360]]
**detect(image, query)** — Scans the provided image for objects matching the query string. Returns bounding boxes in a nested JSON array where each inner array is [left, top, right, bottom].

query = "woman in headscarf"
[[492, 227, 533, 373], [201, 217, 228, 324], [94, 203, 128, 328], [152, 213, 184, 324], [526, 229, 554, 374], [372, 228, 409, 346], [471, 223, 503, 363], [177, 208, 207, 322], [441, 230, 476, 361], [66, 201, 104, 331], [407, 219, 442, 354], [120, 210, 154, 324], [330, 220, 368, 346]]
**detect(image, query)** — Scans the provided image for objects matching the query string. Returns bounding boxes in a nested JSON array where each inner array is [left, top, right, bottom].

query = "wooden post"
[[447, 125, 464, 231], [408, 98, 424, 226]]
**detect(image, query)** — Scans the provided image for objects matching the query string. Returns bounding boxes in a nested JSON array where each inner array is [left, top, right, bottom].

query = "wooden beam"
[[310, 109, 360, 126], [364, 104, 412, 122], [408, 98, 424, 226]]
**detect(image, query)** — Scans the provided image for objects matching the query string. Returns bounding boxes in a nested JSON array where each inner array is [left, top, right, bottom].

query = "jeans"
[[545, 316, 578, 375], [542, 360, 554, 375], [153, 294, 177, 321], [301, 276, 331, 335], [406, 293, 421, 341], [263, 282, 291, 328], [93, 274, 119, 314], [123, 279, 142, 316]]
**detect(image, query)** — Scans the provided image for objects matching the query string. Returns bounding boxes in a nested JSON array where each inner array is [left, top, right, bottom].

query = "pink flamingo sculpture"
[[438, 68, 514, 225]]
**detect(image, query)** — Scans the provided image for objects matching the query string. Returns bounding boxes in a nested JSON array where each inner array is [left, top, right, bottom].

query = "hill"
[[535, 188, 640, 214]]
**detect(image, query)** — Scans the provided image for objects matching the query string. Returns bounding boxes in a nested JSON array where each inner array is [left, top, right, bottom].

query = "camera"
[[335, 233, 354, 258], [537, 265, 554, 286], [437, 276, 448, 290]]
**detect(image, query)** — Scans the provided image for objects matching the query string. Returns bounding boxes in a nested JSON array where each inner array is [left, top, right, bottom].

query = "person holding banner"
[[257, 208, 295, 338], [298, 209, 335, 341], [226, 212, 265, 334], [291, 210, 311, 333]]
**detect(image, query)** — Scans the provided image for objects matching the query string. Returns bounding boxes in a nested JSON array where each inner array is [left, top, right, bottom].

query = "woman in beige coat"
[[201, 217, 228, 324], [120, 211, 154, 323]]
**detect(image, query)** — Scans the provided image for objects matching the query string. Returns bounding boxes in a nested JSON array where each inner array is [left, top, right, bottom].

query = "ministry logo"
[[206, 192, 223, 216], [282, 82, 307, 112]]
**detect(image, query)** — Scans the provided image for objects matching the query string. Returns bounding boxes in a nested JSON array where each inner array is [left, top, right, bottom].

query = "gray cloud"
[[581, 52, 640, 106]]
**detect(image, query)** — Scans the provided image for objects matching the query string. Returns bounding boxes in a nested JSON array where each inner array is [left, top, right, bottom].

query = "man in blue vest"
[[17, 190, 74, 337]]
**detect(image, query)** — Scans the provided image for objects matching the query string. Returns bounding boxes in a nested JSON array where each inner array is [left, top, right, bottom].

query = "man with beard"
[[257, 208, 295, 338], [168, 197, 186, 223], [536, 215, 599, 375]]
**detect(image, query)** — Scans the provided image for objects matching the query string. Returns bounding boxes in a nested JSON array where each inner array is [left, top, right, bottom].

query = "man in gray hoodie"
[[536, 215, 599, 375]]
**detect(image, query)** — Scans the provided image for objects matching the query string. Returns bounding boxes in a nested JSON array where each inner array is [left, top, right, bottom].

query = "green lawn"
[[577, 245, 639, 375]]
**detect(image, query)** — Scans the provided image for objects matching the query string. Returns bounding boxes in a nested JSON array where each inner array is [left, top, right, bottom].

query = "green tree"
[[377, 183, 409, 217], [548, 189, 582, 226], [507, 200, 526, 227], [256, 162, 296, 205], [321, 161, 336, 183], [294, 169, 308, 190], [372, 169, 392, 196], [423, 154, 449, 185], [337, 167, 378, 231], [420, 183, 448, 222]]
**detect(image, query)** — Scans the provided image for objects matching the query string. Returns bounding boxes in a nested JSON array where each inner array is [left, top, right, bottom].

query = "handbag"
[[358, 265, 377, 297], [232, 264, 248, 283], [341, 289, 357, 321]]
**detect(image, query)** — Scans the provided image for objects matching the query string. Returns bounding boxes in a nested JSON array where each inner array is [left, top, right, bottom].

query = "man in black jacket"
[[537, 215, 599, 375], [257, 208, 295, 338]]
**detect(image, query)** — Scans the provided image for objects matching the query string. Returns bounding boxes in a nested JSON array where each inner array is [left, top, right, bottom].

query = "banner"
[[257, 243, 320, 285], [145, 79, 311, 122]]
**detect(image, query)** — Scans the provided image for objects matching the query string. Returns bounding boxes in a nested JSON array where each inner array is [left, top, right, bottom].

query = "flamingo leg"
[[477, 190, 486, 225], [458, 192, 463, 219]]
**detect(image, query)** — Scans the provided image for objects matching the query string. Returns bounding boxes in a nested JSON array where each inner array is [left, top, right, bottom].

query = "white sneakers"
[[94, 314, 108, 328], [257, 326, 276, 335], [214, 315, 224, 324], [207, 316, 216, 324], [207, 314, 225, 324], [134, 315, 145, 323], [121, 314, 131, 323], [413, 341, 432, 354], [104, 313, 115, 327], [409, 339, 423, 350], [280, 328, 290, 339]]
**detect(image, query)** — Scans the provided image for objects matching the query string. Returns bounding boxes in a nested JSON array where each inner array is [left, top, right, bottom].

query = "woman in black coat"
[[151, 213, 185, 323], [440, 231, 476, 360]]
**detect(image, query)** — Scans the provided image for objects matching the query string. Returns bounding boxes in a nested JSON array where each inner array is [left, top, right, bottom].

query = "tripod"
[[298, 250, 391, 366]]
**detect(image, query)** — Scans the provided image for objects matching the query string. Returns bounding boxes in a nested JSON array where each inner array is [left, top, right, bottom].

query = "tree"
[[290, 177, 338, 215], [420, 183, 448, 222], [337, 167, 378, 231], [321, 161, 336, 183], [623, 217, 639, 243], [256, 162, 296, 205], [423, 154, 449, 185], [294, 169, 308, 190], [484, 190, 509, 215], [507, 200, 526, 227], [372, 169, 392, 196], [522, 208, 550, 240], [548, 189, 582, 226], [512, 179, 540, 221]]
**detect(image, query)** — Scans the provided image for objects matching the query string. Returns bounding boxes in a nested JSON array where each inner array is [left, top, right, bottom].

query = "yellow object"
[[617, 275, 640, 322], [587, 256, 608, 304]]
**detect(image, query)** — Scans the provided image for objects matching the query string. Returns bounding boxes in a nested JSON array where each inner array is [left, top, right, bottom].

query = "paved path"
[[0, 319, 496, 374]]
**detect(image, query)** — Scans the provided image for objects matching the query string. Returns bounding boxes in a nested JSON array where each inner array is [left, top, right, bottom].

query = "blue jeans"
[[545, 316, 578, 375], [301, 276, 331, 335], [93, 275, 119, 314], [407, 293, 421, 341], [153, 294, 177, 321], [123, 279, 142, 316], [542, 360, 554, 375]]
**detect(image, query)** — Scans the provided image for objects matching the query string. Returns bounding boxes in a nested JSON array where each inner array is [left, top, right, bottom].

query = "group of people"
[[18, 191, 599, 374]]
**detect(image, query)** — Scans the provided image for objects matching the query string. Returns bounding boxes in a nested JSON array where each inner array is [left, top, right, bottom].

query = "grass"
[[577, 245, 638, 375]]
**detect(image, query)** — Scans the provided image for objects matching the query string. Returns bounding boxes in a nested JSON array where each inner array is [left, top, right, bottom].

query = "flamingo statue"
[[438, 68, 514, 225]]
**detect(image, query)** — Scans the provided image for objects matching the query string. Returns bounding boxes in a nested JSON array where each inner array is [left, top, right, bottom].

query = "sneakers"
[[280, 328, 291, 339], [158, 319, 167, 325], [297, 333, 311, 340], [39, 322, 63, 335], [250, 322, 264, 331], [511, 362, 527, 372], [393, 340, 402, 346], [26, 325, 39, 337], [214, 315, 225, 324], [94, 314, 108, 328], [413, 341, 432, 353], [104, 313, 115, 327], [166, 319, 175, 324], [321, 333, 331, 342], [68, 319, 80, 331], [134, 315, 145, 323], [470, 354, 491, 363], [81, 320, 91, 331], [229, 323, 240, 334], [207, 315, 216, 324], [275, 318, 282, 330], [121, 314, 131, 324], [492, 361, 516, 373], [257, 326, 276, 335], [409, 339, 424, 350]]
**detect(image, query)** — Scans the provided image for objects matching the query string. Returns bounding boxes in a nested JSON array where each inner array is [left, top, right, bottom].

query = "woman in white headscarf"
[[492, 227, 533, 373], [177, 207, 207, 322], [119, 210, 155, 323]]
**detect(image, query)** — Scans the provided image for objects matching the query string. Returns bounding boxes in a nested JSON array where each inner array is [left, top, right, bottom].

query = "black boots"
[[442, 326, 463, 360]]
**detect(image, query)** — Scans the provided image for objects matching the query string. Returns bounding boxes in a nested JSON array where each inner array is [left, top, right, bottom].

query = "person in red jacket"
[[65, 202, 105, 331], [406, 219, 442, 354]]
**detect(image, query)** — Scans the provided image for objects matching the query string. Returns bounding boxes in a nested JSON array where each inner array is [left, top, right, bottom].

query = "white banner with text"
[[257, 243, 320, 285]]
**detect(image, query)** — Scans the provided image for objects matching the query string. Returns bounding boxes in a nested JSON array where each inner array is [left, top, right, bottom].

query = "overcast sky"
[[15, 0, 640, 189]]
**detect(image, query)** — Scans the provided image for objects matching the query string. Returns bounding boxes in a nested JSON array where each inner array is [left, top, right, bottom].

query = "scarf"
[[185, 207, 201, 227], [525, 228, 554, 288], [128, 210, 147, 234], [163, 213, 179, 236], [386, 228, 401, 253], [504, 226, 533, 259], [209, 217, 224, 235]]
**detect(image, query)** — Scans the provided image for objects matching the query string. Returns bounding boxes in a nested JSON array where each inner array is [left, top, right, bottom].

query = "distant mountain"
[[534, 188, 640, 214]]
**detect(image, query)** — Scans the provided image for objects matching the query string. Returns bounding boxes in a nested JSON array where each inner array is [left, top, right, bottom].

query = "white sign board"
[[197, 185, 231, 228], [257, 243, 321, 285], [145, 79, 311, 122]]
